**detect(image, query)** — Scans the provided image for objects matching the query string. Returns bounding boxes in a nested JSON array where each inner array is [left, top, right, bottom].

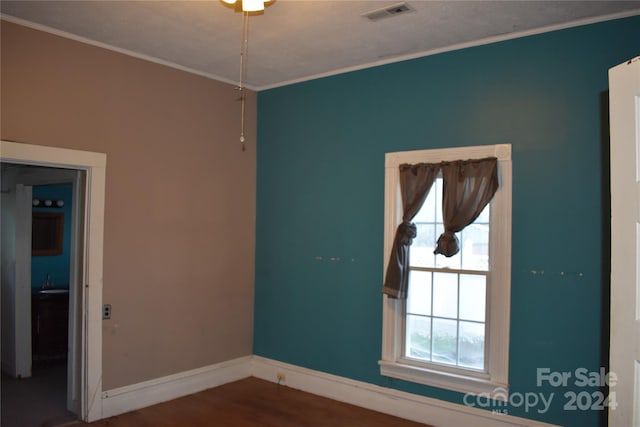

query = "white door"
[[0, 181, 32, 380], [610, 56, 640, 427]]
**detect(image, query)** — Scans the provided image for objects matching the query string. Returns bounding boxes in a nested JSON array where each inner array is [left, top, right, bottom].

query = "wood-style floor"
[[77, 377, 432, 427]]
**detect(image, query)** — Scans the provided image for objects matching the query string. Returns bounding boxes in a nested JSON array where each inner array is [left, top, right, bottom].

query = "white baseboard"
[[250, 356, 560, 427], [100, 354, 558, 427], [101, 355, 252, 418]]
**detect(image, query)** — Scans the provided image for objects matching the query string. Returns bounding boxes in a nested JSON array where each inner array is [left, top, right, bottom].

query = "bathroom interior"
[[31, 183, 72, 368], [1, 175, 78, 427]]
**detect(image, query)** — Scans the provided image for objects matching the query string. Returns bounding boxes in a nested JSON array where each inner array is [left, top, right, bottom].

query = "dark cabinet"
[[32, 290, 69, 363]]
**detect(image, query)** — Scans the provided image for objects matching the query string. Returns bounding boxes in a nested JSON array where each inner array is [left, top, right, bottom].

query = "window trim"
[[379, 144, 512, 400]]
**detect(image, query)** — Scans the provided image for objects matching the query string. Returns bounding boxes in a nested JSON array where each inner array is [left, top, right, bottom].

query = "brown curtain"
[[382, 163, 439, 299], [434, 157, 499, 257]]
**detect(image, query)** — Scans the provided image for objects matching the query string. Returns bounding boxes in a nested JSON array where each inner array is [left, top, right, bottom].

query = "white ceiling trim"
[[3, 8, 640, 93]]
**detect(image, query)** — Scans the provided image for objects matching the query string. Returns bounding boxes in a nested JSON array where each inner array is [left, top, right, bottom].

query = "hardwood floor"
[[78, 377, 432, 427]]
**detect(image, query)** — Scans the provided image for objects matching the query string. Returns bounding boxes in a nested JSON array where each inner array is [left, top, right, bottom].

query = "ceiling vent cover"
[[362, 2, 415, 22]]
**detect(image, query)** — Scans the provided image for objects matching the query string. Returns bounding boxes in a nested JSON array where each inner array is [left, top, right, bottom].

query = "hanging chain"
[[237, 11, 250, 152]]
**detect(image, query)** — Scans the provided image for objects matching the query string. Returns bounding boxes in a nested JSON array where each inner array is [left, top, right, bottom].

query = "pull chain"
[[237, 11, 249, 152]]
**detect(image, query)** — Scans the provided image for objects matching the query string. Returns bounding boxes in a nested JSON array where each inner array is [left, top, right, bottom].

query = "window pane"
[[432, 318, 457, 365], [459, 274, 486, 322], [460, 223, 489, 271], [413, 187, 436, 223], [435, 248, 461, 269], [459, 321, 485, 370], [405, 315, 431, 361], [407, 271, 431, 315], [410, 246, 434, 269], [475, 204, 490, 224], [411, 223, 435, 268], [432, 272, 458, 318], [414, 223, 436, 249]]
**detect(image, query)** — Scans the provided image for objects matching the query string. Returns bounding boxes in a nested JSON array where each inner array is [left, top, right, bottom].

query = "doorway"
[[1, 165, 82, 426], [0, 140, 106, 423]]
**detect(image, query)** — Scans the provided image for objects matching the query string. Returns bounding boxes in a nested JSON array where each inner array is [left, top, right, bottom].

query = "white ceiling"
[[2, 1, 639, 90]]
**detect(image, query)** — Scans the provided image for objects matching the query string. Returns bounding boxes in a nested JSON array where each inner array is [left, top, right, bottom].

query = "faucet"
[[42, 273, 52, 289]]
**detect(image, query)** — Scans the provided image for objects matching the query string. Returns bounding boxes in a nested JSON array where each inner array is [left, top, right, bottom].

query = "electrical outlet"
[[277, 372, 286, 384], [103, 304, 112, 320]]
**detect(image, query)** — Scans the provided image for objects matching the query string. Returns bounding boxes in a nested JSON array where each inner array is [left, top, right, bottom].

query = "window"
[[380, 144, 511, 399]]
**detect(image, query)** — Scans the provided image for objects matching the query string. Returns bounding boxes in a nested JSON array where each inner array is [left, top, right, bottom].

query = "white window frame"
[[379, 144, 512, 400]]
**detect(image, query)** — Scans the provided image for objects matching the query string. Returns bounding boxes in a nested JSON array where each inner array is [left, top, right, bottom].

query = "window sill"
[[379, 359, 508, 400]]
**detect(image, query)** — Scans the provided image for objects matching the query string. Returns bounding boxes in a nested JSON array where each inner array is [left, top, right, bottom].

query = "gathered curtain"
[[382, 163, 439, 299], [434, 157, 499, 257], [383, 156, 499, 299]]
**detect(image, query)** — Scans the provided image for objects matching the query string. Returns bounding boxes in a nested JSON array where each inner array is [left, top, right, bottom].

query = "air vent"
[[362, 2, 415, 22]]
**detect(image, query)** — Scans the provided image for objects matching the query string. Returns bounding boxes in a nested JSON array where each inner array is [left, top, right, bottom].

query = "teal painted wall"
[[254, 16, 640, 427], [32, 183, 73, 290]]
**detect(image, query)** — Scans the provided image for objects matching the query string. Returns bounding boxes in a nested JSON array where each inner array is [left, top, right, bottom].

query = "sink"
[[38, 289, 69, 294]]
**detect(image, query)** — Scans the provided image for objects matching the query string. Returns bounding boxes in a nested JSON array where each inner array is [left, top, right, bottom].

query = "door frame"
[[0, 140, 106, 422]]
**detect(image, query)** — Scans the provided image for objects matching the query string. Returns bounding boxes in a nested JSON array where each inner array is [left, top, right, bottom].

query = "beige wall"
[[1, 20, 256, 390]]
